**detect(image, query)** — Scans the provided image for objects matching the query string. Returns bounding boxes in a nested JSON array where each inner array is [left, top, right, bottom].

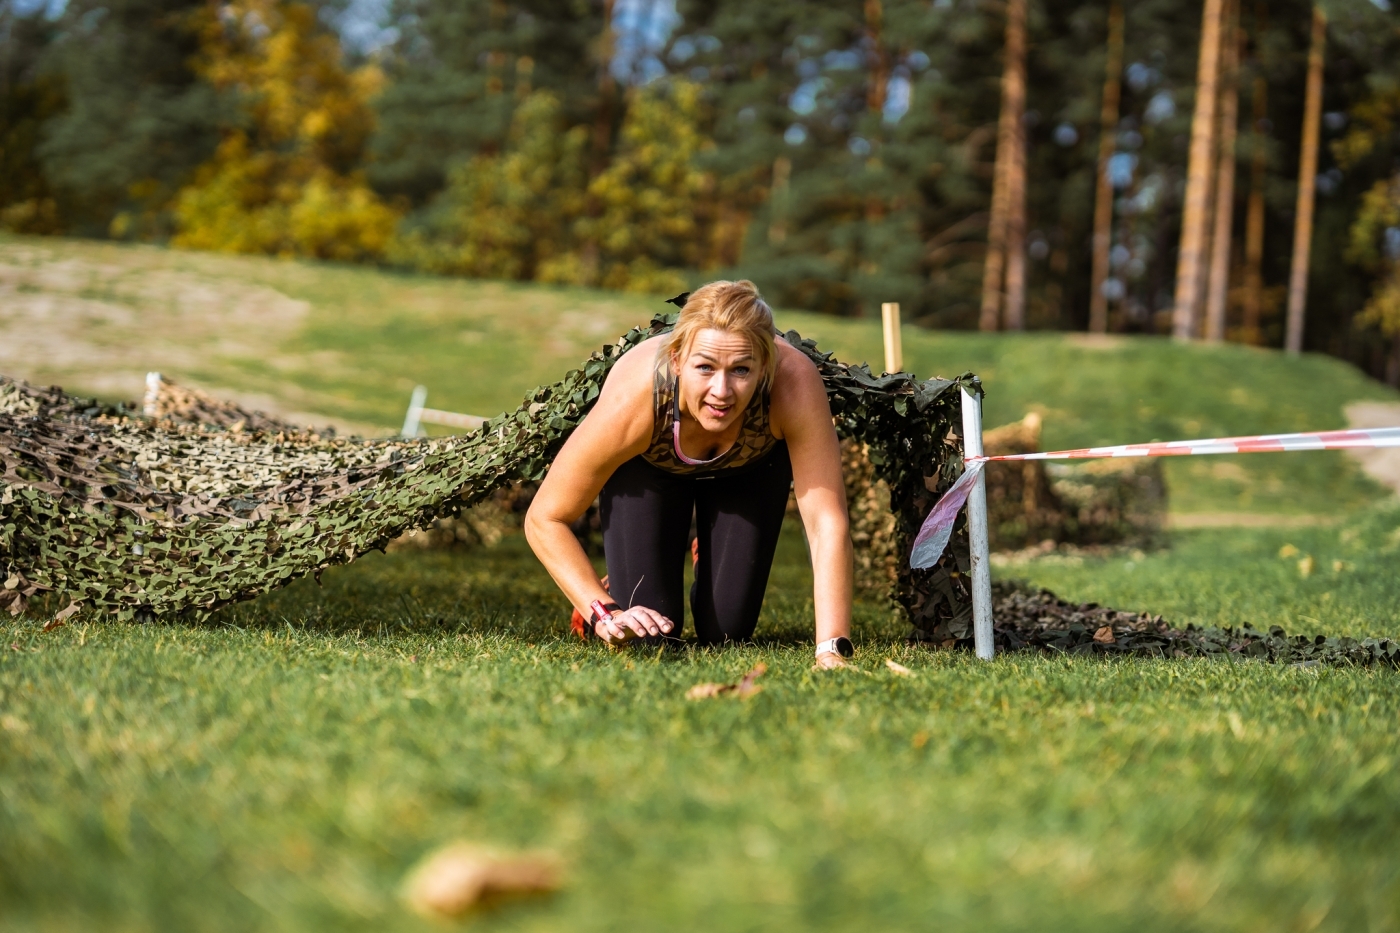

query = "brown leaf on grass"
[[685, 663, 767, 700], [400, 843, 560, 919], [1092, 625, 1116, 644], [885, 659, 914, 676], [43, 601, 81, 632]]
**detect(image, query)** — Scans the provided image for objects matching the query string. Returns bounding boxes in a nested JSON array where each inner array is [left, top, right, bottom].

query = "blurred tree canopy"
[[170, 0, 398, 260], [3, 0, 1400, 380]]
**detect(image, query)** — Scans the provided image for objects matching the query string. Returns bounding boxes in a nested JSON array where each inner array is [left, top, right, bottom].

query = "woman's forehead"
[[685, 328, 754, 358]]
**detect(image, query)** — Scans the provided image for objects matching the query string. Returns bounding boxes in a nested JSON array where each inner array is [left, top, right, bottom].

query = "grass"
[[4, 236, 1400, 931]]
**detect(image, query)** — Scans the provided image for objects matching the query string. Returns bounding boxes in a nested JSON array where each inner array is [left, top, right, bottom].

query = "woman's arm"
[[523, 338, 674, 642], [771, 342, 853, 666]]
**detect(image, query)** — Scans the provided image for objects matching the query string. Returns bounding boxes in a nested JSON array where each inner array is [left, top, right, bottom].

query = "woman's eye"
[[734, 367, 750, 376]]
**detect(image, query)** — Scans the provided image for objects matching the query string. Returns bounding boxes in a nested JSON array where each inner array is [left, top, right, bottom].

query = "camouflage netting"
[[0, 313, 982, 636], [5, 315, 1398, 669]]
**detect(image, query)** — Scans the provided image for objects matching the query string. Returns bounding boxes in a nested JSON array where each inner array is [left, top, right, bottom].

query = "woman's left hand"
[[814, 650, 849, 670]]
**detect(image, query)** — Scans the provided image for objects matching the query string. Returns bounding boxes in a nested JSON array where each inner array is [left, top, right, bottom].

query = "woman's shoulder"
[[597, 333, 665, 402], [768, 334, 828, 436], [773, 333, 822, 387]]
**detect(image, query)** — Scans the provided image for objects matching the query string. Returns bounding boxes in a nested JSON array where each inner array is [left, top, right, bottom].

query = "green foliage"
[[392, 80, 717, 295], [34, 0, 225, 238], [0, 6, 65, 235], [569, 80, 712, 294], [389, 90, 591, 279], [1347, 173, 1400, 339], [368, 0, 608, 204]]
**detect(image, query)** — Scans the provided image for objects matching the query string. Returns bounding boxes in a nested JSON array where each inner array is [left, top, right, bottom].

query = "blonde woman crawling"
[[525, 280, 855, 669]]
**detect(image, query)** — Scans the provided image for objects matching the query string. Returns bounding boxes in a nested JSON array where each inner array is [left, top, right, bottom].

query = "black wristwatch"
[[815, 636, 854, 658]]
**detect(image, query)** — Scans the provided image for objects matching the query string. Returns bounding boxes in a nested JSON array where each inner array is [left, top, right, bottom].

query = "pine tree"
[[1172, 0, 1225, 340], [368, 0, 607, 206], [1283, 4, 1325, 356], [34, 0, 224, 237], [389, 90, 590, 279], [572, 79, 712, 293], [0, 4, 64, 233]]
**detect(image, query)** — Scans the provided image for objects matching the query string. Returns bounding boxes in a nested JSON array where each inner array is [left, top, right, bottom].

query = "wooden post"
[[980, 0, 1027, 332], [881, 303, 903, 374], [960, 387, 994, 660], [1088, 0, 1125, 335], [1204, 0, 1240, 343], [1173, 0, 1226, 341], [1285, 5, 1326, 356]]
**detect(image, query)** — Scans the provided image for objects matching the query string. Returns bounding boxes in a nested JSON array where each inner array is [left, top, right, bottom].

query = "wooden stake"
[[1088, 0, 1125, 335], [1173, 0, 1226, 341], [1285, 5, 1326, 356], [1204, 0, 1240, 343], [881, 303, 903, 374]]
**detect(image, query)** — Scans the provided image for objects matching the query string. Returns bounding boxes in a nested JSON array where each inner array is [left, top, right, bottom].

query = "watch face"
[[835, 636, 854, 658]]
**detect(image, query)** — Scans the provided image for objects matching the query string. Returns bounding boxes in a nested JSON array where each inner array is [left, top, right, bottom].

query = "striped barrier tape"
[[910, 425, 1400, 569]]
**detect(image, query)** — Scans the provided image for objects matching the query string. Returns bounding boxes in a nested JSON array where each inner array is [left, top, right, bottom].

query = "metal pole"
[[960, 386, 995, 659], [402, 385, 428, 437]]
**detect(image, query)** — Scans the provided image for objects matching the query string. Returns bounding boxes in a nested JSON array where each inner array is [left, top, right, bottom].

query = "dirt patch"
[[0, 239, 379, 434], [1167, 513, 1340, 529], [1345, 401, 1400, 496]]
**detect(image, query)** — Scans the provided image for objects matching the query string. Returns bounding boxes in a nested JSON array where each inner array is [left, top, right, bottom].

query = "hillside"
[[3, 233, 1396, 518]]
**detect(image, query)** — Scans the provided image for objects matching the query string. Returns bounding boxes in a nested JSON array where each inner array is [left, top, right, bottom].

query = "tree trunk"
[[1388, 330, 1400, 388], [1172, 0, 1225, 341], [1242, 71, 1267, 344], [1284, 5, 1326, 356], [591, 0, 618, 172], [1204, 0, 1240, 343], [980, 0, 1027, 332], [1088, 0, 1125, 334], [865, 0, 887, 112]]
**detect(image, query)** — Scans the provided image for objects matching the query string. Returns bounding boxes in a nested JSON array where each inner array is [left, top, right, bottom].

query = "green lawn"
[[3, 237, 1400, 931]]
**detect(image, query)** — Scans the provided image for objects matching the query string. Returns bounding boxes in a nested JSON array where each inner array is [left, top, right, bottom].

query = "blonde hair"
[[665, 280, 778, 387]]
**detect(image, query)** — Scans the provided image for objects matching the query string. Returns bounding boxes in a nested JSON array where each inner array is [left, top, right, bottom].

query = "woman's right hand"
[[597, 606, 675, 644]]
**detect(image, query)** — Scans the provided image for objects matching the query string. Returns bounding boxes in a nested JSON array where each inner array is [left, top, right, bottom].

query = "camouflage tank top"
[[642, 357, 778, 476]]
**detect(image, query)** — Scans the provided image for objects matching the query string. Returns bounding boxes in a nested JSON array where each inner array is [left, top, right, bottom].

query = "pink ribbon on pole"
[[909, 425, 1400, 570]]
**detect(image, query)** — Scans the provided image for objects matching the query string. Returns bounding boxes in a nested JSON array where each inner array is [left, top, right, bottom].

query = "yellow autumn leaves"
[[168, 0, 715, 293], [170, 0, 397, 262]]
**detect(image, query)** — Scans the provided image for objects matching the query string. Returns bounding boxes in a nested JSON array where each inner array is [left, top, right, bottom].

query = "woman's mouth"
[[704, 401, 732, 419]]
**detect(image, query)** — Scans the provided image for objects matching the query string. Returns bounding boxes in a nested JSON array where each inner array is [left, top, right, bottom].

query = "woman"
[[524, 280, 854, 668]]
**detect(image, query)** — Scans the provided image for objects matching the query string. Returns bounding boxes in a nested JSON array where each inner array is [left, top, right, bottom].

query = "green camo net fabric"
[[0, 313, 981, 634]]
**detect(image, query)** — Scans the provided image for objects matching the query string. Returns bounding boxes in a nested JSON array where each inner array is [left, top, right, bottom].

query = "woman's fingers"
[[622, 607, 663, 638], [600, 607, 674, 641], [633, 607, 674, 636]]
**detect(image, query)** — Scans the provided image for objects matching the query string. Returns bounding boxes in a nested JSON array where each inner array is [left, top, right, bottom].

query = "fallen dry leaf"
[[400, 842, 559, 919], [43, 601, 81, 632], [1092, 625, 1116, 644], [685, 663, 767, 700], [885, 659, 914, 676]]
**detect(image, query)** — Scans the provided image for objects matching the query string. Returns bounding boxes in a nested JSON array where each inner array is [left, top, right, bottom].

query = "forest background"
[[3, 0, 1400, 382]]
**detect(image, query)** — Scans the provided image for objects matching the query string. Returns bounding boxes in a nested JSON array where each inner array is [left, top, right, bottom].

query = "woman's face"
[[674, 328, 762, 434]]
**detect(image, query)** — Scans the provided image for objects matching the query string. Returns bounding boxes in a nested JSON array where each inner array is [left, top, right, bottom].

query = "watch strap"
[[816, 636, 853, 658]]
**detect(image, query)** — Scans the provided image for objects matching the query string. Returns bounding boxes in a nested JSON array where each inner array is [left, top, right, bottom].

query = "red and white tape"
[[910, 425, 1400, 569]]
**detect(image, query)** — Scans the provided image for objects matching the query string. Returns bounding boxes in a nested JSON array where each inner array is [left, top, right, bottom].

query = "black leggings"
[[599, 443, 793, 645]]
